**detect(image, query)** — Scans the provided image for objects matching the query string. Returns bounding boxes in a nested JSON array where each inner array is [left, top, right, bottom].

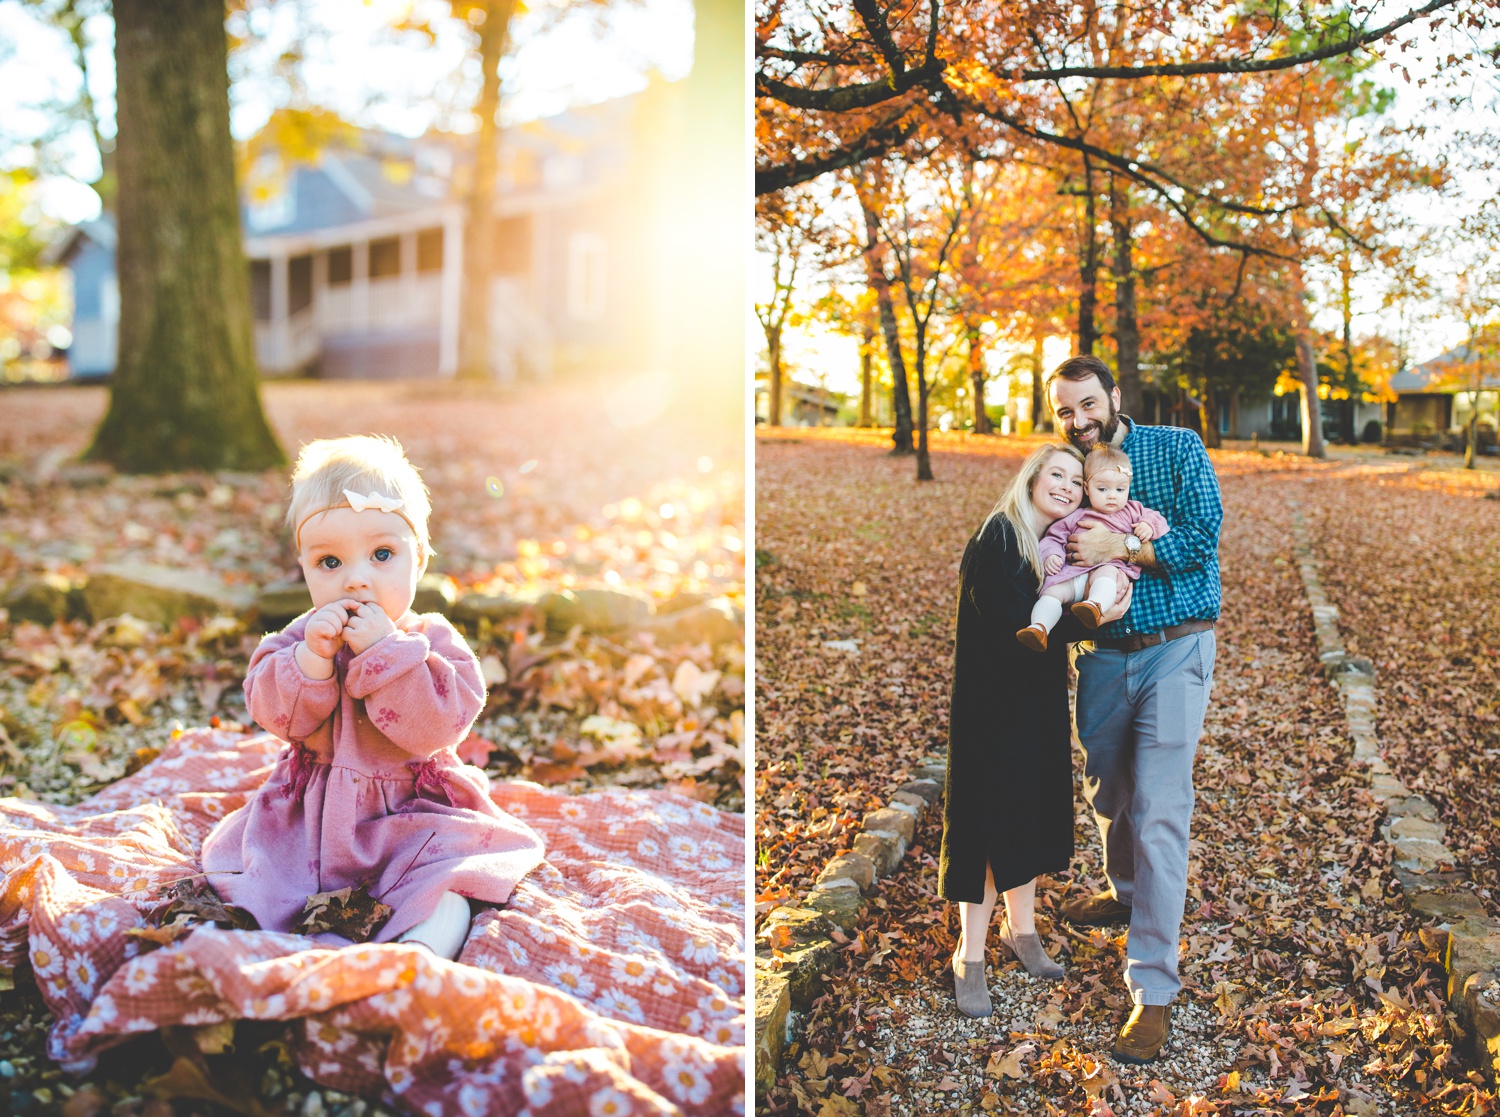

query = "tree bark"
[[88, 0, 283, 473], [1076, 157, 1099, 356], [915, 332, 932, 480], [457, 0, 512, 380], [1031, 335, 1049, 433], [1294, 329, 1325, 459], [765, 330, 783, 426], [858, 192, 913, 453], [1109, 175, 1141, 416], [966, 319, 992, 433], [858, 319, 874, 427]]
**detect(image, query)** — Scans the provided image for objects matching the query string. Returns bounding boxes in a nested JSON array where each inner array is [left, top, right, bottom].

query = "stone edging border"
[[1288, 504, 1500, 1075], [752, 759, 947, 1096]]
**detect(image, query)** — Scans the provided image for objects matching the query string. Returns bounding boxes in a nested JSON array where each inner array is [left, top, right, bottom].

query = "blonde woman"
[[939, 443, 1132, 1017]]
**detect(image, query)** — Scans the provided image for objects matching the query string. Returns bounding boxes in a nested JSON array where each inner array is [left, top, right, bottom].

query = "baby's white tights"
[[1029, 571, 1118, 632], [397, 890, 471, 960]]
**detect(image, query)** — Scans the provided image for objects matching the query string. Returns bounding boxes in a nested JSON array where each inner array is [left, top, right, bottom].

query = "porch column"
[[439, 211, 463, 376], [270, 253, 290, 371], [351, 242, 370, 331]]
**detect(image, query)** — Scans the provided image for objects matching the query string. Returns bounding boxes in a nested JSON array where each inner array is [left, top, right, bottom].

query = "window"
[[567, 232, 607, 323], [289, 255, 313, 314], [327, 246, 352, 285], [369, 237, 401, 279], [416, 228, 444, 273]]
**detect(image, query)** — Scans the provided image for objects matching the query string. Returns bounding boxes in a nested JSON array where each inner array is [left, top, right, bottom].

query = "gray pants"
[[1075, 629, 1215, 1005]]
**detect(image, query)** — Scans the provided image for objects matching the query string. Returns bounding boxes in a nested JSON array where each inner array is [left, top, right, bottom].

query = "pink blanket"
[[0, 727, 746, 1116]]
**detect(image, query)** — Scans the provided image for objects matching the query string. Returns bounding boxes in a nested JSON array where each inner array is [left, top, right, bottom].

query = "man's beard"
[[1065, 401, 1122, 451]]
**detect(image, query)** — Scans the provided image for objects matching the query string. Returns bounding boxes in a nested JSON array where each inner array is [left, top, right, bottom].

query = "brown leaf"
[[294, 881, 392, 941], [140, 1056, 279, 1117], [153, 877, 258, 932]]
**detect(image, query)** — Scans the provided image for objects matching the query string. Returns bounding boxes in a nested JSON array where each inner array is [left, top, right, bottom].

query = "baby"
[[201, 435, 545, 959], [1017, 445, 1169, 652]]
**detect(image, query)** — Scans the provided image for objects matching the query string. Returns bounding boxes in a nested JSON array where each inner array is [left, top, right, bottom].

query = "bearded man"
[[1046, 354, 1223, 1064]]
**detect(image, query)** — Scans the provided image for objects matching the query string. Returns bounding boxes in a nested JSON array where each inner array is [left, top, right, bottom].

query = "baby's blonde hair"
[[285, 435, 432, 556], [1084, 445, 1133, 483]]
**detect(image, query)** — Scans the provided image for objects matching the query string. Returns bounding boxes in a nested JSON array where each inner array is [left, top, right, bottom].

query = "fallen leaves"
[[293, 883, 393, 941], [757, 431, 1498, 1115]]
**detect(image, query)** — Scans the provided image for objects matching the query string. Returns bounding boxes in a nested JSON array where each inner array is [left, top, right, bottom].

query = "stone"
[[452, 591, 545, 626], [803, 880, 862, 932], [1463, 973, 1500, 1079], [889, 790, 929, 814], [1448, 919, 1500, 1002], [853, 831, 906, 876], [543, 588, 653, 634], [757, 906, 836, 945], [817, 852, 876, 892], [861, 807, 916, 845], [255, 581, 313, 623], [3, 574, 72, 624], [915, 762, 947, 783], [657, 591, 713, 615], [896, 778, 941, 805], [82, 564, 253, 627], [1387, 796, 1439, 821], [1408, 889, 1491, 926], [412, 573, 456, 616], [1386, 816, 1445, 843], [1393, 837, 1454, 874], [645, 597, 742, 647], [1368, 772, 1411, 801], [754, 966, 792, 1096], [53, 462, 112, 488]]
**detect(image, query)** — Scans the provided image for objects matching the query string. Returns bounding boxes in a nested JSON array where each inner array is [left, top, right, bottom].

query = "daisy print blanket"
[[0, 727, 746, 1116]]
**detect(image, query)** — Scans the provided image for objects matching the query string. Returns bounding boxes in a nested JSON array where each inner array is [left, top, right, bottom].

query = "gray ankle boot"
[[998, 919, 1064, 979], [951, 956, 992, 1017]]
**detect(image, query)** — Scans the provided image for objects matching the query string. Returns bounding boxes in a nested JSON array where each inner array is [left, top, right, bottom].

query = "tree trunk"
[[457, 0, 512, 380], [858, 319, 874, 427], [966, 320, 992, 433], [915, 335, 932, 481], [1031, 335, 1049, 433], [88, 0, 283, 473], [858, 194, 913, 453], [1076, 158, 1099, 355], [1109, 175, 1141, 416], [766, 330, 783, 426], [1294, 330, 1325, 458], [1467, 390, 1478, 469], [1200, 384, 1222, 449]]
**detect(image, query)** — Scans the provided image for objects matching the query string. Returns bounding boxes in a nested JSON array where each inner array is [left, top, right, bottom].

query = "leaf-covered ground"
[[0, 379, 744, 1117], [755, 429, 1498, 1117]]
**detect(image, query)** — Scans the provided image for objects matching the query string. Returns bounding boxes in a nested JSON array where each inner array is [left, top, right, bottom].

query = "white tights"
[[1029, 570, 1118, 632], [397, 890, 472, 960]]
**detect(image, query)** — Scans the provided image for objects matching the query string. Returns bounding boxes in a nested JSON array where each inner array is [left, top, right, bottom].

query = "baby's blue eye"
[[317, 556, 341, 570], [373, 547, 393, 562]]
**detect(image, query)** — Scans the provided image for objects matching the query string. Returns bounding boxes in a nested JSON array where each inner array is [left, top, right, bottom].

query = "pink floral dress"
[[200, 612, 546, 942]]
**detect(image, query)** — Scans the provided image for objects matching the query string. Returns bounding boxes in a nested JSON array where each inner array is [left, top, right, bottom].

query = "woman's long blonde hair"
[[983, 443, 1085, 584]]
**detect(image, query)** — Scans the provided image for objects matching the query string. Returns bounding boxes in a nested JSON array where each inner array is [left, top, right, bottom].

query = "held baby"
[[1017, 445, 1170, 652], [200, 435, 545, 959]]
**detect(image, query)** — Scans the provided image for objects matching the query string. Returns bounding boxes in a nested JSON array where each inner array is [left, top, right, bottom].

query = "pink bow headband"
[[295, 489, 422, 552]]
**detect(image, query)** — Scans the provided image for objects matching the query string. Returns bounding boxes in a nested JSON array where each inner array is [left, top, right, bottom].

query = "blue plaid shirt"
[[1096, 419, 1222, 638]]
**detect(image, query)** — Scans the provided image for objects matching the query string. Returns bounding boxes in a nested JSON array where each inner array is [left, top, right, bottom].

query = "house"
[[1385, 345, 1500, 436], [47, 95, 654, 381], [754, 378, 844, 425]]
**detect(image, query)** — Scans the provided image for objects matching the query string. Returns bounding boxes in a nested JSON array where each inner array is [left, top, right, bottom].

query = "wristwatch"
[[1123, 534, 1142, 560]]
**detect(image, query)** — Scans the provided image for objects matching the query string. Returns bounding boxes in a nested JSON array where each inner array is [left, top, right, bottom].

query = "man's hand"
[[1066, 522, 1124, 567], [1098, 578, 1133, 625], [1133, 521, 1153, 541], [1044, 554, 1064, 575], [343, 601, 397, 655]]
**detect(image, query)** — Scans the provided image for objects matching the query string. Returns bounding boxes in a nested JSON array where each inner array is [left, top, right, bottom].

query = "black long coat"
[[938, 513, 1079, 903]]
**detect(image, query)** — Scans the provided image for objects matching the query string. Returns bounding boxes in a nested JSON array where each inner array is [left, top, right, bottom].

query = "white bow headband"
[[295, 489, 421, 552]]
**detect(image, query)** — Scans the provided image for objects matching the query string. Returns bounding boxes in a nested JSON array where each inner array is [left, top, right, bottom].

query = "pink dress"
[[200, 612, 546, 943], [1039, 500, 1170, 591]]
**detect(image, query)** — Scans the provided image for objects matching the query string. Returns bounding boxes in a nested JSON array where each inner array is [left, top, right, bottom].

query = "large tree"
[[87, 0, 283, 473]]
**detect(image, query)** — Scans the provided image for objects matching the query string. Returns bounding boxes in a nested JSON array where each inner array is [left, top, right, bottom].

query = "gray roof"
[[1391, 344, 1500, 392], [40, 216, 116, 266]]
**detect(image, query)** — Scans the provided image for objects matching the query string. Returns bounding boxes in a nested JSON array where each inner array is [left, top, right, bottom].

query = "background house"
[[48, 95, 653, 382], [1385, 344, 1500, 437]]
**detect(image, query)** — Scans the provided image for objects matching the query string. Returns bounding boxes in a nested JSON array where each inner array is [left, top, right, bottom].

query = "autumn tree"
[[87, 0, 284, 473]]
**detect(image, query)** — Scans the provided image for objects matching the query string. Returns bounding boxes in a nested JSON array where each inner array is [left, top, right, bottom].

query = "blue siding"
[[71, 241, 112, 318]]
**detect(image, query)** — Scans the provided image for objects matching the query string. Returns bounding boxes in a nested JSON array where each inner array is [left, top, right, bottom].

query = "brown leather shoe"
[[1016, 624, 1048, 652], [1070, 600, 1103, 628], [1112, 1004, 1172, 1064], [1059, 889, 1132, 926]]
